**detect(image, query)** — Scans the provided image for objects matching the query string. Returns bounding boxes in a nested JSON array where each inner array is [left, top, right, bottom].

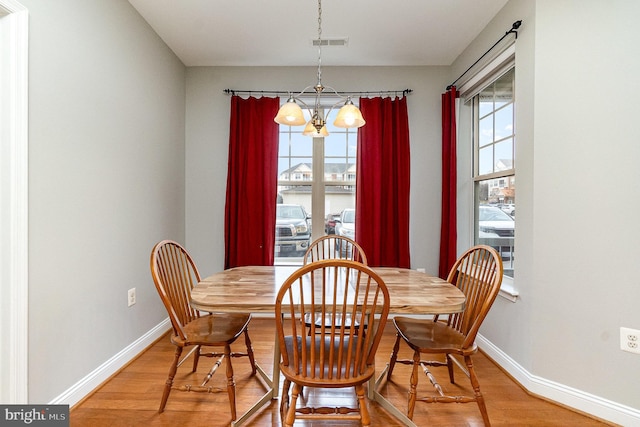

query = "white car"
[[335, 208, 355, 240], [500, 203, 515, 216], [479, 206, 514, 257]]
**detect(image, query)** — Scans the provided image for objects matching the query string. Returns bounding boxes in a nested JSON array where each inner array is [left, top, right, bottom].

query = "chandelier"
[[274, 0, 365, 137]]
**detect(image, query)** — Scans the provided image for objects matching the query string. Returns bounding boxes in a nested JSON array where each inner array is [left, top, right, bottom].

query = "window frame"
[[460, 45, 518, 301]]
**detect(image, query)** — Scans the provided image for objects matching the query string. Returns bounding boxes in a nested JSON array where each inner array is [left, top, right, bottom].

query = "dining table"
[[190, 264, 466, 427]]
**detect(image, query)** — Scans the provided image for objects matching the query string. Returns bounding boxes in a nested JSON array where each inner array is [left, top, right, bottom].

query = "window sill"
[[499, 283, 519, 302]]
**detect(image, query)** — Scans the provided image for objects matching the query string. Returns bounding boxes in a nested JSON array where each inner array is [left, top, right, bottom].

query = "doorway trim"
[[0, 0, 28, 403]]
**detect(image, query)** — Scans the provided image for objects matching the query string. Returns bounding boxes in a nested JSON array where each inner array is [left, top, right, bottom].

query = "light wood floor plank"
[[70, 318, 612, 426]]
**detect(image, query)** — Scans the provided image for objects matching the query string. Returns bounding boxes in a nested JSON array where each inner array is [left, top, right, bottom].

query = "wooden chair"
[[303, 236, 368, 333], [275, 259, 390, 427], [386, 245, 503, 426], [150, 240, 257, 421], [303, 235, 368, 265]]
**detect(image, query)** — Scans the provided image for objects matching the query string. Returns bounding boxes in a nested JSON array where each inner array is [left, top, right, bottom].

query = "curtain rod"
[[446, 20, 522, 91], [223, 88, 413, 98]]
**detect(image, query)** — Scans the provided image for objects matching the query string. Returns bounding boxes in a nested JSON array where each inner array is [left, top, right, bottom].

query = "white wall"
[[185, 66, 449, 275], [453, 0, 640, 418], [20, 0, 186, 403]]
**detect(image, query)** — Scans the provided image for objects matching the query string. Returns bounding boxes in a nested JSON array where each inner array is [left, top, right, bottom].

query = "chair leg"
[[243, 329, 257, 375], [192, 345, 201, 373], [284, 382, 301, 427], [224, 344, 237, 421], [387, 333, 402, 380], [159, 346, 183, 413], [446, 353, 455, 383], [407, 349, 421, 420], [280, 379, 291, 420], [355, 384, 370, 427], [466, 355, 491, 426]]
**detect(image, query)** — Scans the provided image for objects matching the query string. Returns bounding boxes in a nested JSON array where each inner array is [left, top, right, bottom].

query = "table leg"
[[231, 330, 281, 426], [271, 328, 281, 398], [371, 363, 418, 427]]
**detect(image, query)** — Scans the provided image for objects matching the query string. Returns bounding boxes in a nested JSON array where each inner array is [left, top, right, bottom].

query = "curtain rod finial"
[[508, 20, 522, 38]]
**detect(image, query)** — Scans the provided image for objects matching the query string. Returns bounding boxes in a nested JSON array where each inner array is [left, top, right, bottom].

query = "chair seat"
[[172, 313, 251, 347], [393, 316, 477, 355], [280, 335, 375, 387], [303, 312, 360, 329]]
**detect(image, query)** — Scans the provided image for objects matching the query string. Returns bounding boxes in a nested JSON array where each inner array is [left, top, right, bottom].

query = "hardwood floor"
[[70, 318, 611, 426]]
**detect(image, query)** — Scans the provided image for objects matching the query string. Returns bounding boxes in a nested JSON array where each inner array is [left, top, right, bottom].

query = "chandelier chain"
[[316, 0, 322, 89], [270, 0, 371, 136]]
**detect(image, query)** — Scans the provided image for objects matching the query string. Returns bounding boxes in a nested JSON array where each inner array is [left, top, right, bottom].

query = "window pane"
[[289, 159, 312, 181], [479, 95, 493, 118], [324, 162, 352, 181], [494, 138, 513, 171], [494, 104, 513, 140], [324, 109, 340, 133], [479, 114, 494, 147], [278, 158, 290, 176], [494, 69, 514, 108], [290, 133, 312, 156], [324, 120, 356, 236], [275, 185, 312, 259], [325, 137, 345, 156], [278, 137, 289, 157], [475, 177, 515, 278], [478, 146, 494, 175], [324, 186, 355, 236]]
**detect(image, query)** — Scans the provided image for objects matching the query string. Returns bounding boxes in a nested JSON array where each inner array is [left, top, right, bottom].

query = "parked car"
[[335, 208, 355, 242], [275, 204, 311, 256], [500, 203, 516, 216], [478, 205, 514, 257], [324, 213, 341, 234]]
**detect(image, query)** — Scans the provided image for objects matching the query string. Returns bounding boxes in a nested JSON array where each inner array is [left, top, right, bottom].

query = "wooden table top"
[[190, 265, 465, 315]]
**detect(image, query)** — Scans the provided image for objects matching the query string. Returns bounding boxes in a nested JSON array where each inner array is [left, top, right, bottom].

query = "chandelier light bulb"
[[274, 98, 306, 126], [333, 101, 365, 129], [302, 121, 329, 137]]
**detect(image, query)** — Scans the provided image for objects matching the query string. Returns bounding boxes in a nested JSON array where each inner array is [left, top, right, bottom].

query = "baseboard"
[[49, 318, 171, 407], [477, 334, 640, 426]]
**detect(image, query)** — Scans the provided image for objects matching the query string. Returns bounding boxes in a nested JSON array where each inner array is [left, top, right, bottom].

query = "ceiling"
[[127, 0, 509, 67]]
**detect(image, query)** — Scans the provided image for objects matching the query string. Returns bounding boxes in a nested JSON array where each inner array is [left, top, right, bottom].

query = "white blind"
[[458, 44, 515, 102]]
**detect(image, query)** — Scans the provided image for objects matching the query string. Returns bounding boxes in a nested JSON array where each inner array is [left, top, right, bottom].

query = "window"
[[473, 68, 515, 279], [276, 107, 357, 263]]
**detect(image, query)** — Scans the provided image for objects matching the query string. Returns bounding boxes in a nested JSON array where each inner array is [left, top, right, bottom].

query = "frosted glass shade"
[[274, 100, 306, 126], [333, 103, 365, 128], [302, 121, 329, 137]]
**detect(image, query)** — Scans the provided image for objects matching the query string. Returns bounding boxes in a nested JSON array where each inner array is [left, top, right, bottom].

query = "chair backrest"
[[150, 240, 202, 341], [275, 259, 389, 382], [445, 245, 503, 348], [303, 235, 368, 265]]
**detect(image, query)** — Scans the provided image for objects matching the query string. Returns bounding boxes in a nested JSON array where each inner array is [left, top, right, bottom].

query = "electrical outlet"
[[128, 288, 136, 307], [620, 327, 640, 354]]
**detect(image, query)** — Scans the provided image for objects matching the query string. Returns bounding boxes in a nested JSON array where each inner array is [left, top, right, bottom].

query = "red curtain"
[[356, 96, 411, 268], [224, 96, 279, 269], [438, 87, 458, 278]]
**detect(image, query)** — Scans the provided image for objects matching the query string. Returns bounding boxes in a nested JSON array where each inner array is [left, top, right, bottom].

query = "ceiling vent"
[[312, 38, 349, 47]]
